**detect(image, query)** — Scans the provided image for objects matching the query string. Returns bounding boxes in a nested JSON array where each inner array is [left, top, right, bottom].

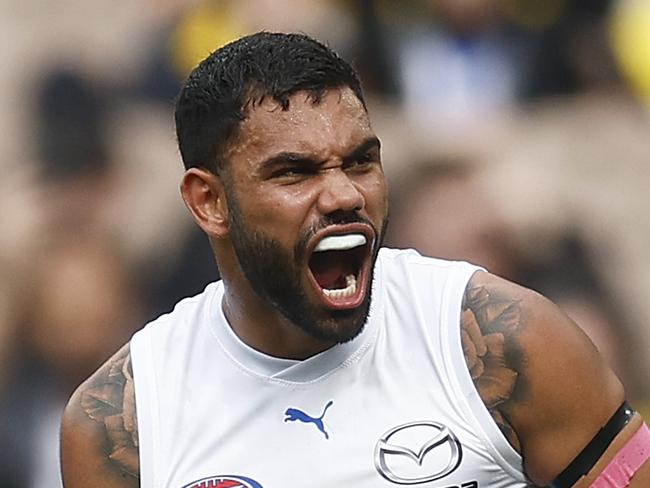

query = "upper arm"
[[60, 343, 140, 488], [460, 271, 648, 486]]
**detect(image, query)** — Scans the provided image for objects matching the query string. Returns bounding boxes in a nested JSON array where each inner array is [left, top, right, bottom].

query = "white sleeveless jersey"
[[130, 248, 531, 488]]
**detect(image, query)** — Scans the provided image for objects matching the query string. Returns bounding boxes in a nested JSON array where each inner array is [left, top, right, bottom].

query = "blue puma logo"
[[284, 400, 334, 439]]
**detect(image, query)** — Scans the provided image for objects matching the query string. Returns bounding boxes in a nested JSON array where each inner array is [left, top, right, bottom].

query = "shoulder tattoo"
[[460, 277, 524, 451], [79, 345, 139, 479]]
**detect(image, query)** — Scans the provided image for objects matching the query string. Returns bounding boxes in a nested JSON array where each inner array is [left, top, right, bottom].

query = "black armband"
[[549, 402, 635, 488]]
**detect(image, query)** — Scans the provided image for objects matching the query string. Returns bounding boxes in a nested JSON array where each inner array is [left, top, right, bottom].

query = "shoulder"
[[60, 343, 139, 487], [460, 271, 626, 485], [378, 247, 480, 280]]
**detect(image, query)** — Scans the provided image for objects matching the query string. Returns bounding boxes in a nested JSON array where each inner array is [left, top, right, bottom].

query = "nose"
[[316, 168, 365, 215]]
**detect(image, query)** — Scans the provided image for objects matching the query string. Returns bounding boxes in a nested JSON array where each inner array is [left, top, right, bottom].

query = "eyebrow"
[[260, 136, 381, 169], [261, 152, 319, 169]]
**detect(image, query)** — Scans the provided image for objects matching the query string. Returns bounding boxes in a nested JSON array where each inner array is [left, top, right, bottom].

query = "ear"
[[180, 168, 229, 238]]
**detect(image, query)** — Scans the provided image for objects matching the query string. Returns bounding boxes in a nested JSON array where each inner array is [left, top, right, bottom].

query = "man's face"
[[223, 87, 388, 344]]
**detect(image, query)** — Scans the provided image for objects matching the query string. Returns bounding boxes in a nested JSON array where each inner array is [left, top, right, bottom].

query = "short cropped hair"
[[175, 32, 366, 174]]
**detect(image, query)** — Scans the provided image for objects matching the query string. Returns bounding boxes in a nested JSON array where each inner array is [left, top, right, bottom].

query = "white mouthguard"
[[314, 233, 367, 252]]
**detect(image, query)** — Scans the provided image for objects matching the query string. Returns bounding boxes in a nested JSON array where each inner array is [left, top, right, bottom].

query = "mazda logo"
[[374, 421, 463, 484]]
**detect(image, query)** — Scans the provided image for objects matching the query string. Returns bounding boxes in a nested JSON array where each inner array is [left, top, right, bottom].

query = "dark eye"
[[271, 166, 312, 179], [347, 152, 377, 170], [358, 152, 375, 164]]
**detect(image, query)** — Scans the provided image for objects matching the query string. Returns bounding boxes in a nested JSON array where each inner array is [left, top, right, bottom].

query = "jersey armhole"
[[130, 328, 162, 488], [438, 266, 530, 485]]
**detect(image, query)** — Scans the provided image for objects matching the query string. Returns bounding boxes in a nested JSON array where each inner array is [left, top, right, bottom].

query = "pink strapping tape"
[[590, 422, 650, 487]]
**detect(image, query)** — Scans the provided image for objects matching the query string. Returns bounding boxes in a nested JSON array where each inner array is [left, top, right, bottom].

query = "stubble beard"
[[225, 189, 385, 346]]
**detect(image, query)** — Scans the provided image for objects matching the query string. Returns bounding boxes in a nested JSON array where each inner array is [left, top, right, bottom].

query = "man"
[[61, 32, 649, 487]]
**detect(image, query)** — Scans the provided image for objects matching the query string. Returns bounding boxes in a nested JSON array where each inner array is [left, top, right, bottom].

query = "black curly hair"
[[175, 32, 365, 174]]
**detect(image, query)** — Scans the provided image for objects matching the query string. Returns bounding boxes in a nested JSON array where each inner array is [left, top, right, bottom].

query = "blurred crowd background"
[[1, 0, 649, 485]]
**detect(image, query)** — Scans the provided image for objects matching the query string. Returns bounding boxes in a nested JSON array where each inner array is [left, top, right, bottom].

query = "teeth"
[[314, 234, 366, 252], [323, 274, 357, 299]]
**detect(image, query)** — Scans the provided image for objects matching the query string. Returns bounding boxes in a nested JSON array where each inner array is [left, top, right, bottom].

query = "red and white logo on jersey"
[[183, 475, 264, 488]]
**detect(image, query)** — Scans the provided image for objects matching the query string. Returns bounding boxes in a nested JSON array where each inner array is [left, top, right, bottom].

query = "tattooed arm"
[[60, 343, 139, 487], [460, 271, 649, 487]]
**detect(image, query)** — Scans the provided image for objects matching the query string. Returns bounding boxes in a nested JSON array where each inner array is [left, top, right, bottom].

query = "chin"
[[299, 293, 372, 345]]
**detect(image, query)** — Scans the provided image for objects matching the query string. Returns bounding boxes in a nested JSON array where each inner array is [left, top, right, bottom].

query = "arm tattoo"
[[80, 345, 139, 479], [461, 279, 523, 451]]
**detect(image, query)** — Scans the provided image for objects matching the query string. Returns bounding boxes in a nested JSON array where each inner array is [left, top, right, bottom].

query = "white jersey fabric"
[[131, 248, 531, 488]]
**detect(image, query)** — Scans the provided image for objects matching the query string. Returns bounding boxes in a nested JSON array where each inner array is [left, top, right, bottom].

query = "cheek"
[[247, 187, 315, 231], [362, 174, 389, 214]]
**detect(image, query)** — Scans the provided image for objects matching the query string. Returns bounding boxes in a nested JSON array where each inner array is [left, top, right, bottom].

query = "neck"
[[221, 283, 335, 360], [214, 240, 339, 360]]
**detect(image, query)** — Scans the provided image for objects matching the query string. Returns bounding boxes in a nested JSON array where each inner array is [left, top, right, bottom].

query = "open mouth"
[[306, 228, 373, 309]]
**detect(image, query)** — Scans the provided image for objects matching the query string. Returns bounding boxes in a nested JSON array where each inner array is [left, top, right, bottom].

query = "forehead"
[[225, 87, 374, 164]]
